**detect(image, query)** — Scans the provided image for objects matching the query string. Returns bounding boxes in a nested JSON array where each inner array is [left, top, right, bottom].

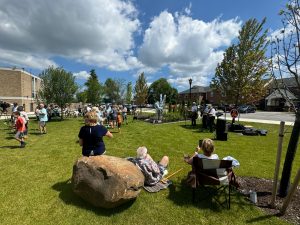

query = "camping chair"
[[188, 157, 237, 209]]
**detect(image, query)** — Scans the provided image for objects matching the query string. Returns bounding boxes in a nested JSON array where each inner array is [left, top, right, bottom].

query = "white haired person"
[[184, 138, 219, 165], [135, 146, 169, 186], [78, 111, 113, 156]]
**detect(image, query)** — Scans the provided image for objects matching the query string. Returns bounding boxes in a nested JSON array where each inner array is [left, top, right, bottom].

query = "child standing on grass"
[[14, 111, 26, 148], [117, 111, 123, 133]]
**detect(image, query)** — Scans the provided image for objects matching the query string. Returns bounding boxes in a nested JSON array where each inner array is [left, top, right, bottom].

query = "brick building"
[[178, 85, 222, 105], [0, 67, 41, 112]]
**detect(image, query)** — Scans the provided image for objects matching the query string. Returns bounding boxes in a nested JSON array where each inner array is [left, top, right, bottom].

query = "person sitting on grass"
[[14, 111, 26, 148], [78, 111, 113, 157], [184, 138, 218, 164], [135, 146, 169, 186]]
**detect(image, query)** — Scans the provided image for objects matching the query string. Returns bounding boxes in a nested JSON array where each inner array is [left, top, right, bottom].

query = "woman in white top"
[[184, 138, 219, 164]]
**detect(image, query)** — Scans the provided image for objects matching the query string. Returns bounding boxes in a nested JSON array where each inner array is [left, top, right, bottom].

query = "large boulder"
[[72, 155, 144, 208]]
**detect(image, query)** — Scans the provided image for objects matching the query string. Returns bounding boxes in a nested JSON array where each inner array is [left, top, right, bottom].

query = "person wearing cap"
[[135, 146, 169, 186], [78, 111, 113, 156], [191, 102, 198, 126]]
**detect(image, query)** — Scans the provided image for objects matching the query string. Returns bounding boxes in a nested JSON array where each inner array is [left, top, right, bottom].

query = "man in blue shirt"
[[38, 103, 48, 134]]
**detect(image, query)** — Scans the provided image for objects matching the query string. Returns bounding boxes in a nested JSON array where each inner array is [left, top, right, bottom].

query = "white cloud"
[[138, 11, 241, 87], [73, 71, 90, 80], [0, 0, 140, 70], [0, 49, 57, 69]]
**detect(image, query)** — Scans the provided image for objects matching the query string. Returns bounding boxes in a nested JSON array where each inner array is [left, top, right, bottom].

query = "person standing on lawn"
[[17, 106, 29, 138], [78, 111, 113, 156], [38, 103, 48, 134], [117, 111, 123, 133], [14, 111, 26, 148]]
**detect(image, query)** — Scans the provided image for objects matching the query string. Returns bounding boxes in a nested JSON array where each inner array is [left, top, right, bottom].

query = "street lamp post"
[[189, 78, 192, 105]]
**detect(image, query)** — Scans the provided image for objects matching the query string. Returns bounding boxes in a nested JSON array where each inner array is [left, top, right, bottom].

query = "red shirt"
[[16, 117, 25, 132]]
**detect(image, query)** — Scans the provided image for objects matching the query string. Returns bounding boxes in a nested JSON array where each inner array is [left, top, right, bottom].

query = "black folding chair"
[[188, 157, 237, 209]]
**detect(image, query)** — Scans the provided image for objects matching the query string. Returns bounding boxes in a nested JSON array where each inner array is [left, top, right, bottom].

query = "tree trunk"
[[279, 110, 300, 197]]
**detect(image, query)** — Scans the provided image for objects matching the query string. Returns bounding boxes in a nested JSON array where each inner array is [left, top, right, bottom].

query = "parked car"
[[218, 104, 235, 112], [238, 105, 256, 113]]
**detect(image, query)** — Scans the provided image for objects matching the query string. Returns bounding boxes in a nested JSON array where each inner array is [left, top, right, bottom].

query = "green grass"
[[0, 117, 298, 225]]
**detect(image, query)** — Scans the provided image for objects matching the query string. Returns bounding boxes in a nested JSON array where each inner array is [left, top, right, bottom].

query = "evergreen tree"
[[85, 69, 102, 105], [125, 82, 133, 104]]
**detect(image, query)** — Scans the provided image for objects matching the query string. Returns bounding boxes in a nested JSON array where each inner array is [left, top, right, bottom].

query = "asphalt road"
[[219, 111, 295, 124]]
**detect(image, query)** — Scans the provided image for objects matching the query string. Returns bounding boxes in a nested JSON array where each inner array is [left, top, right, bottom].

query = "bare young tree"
[[270, 0, 300, 197]]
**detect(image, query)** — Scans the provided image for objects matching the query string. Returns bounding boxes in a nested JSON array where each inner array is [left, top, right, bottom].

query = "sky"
[[0, 0, 287, 92]]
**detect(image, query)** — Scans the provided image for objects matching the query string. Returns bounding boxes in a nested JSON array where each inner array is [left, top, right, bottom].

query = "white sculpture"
[[154, 94, 166, 121]]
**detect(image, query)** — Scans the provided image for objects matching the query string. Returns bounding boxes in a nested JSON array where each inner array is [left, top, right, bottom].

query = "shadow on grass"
[[0, 145, 20, 149], [52, 180, 135, 216], [246, 214, 281, 223], [5, 136, 15, 140], [168, 179, 248, 211]]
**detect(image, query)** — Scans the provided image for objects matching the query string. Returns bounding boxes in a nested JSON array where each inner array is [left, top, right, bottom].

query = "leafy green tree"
[[134, 72, 148, 110], [76, 90, 87, 104], [38, 66, 78, 120], [85, 69, 102, 105], [104, 78, 120, 103], [211, 18, 269, 106], [125, 82, 133, 104], [148, 78, 178, 108], [270, 0, 300, 197]]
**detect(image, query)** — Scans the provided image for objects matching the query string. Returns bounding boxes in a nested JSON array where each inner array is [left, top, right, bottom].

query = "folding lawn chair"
[[187, 157, 237, 209]]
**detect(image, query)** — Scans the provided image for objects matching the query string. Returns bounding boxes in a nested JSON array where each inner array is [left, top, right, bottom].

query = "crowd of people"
[[4, 101, 235, 188]]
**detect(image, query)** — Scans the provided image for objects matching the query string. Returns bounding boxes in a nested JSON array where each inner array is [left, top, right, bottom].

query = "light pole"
[[189, 78, 192, 105]]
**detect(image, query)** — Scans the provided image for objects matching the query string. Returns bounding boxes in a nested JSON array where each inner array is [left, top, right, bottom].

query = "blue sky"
[[0, 0, 287, 91]]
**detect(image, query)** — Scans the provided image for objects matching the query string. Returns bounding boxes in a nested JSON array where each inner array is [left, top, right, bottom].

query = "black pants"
[[191, 112, 197, 126], [208, 116, 215, 132], [202, 115, 208, 129]]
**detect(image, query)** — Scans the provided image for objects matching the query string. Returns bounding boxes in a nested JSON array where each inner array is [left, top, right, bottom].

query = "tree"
[[148, 78, 177, 104], [125, 82, 133, 104], [38, 66, 78, 120], [76, 90, 87, 104], [104, 78, 120, 103], [134, 72, 148, 110], [270, 0, 300, 197], [85, 69, 102, 105], [211, 18, 269, 106]]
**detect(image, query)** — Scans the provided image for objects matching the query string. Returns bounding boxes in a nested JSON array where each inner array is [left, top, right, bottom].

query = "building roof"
[[179, 85, 211, 94], [265, 89, 297, 100], [269, 77, 299, 88], [0, 67, 41, 80]]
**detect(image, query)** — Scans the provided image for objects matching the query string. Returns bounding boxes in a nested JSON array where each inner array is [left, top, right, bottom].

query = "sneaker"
[[163, 169, 168, 177], [20, 142, 26, 148]]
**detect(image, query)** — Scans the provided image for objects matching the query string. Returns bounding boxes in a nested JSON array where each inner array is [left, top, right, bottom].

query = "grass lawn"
[[0, 117, 299, 225]]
